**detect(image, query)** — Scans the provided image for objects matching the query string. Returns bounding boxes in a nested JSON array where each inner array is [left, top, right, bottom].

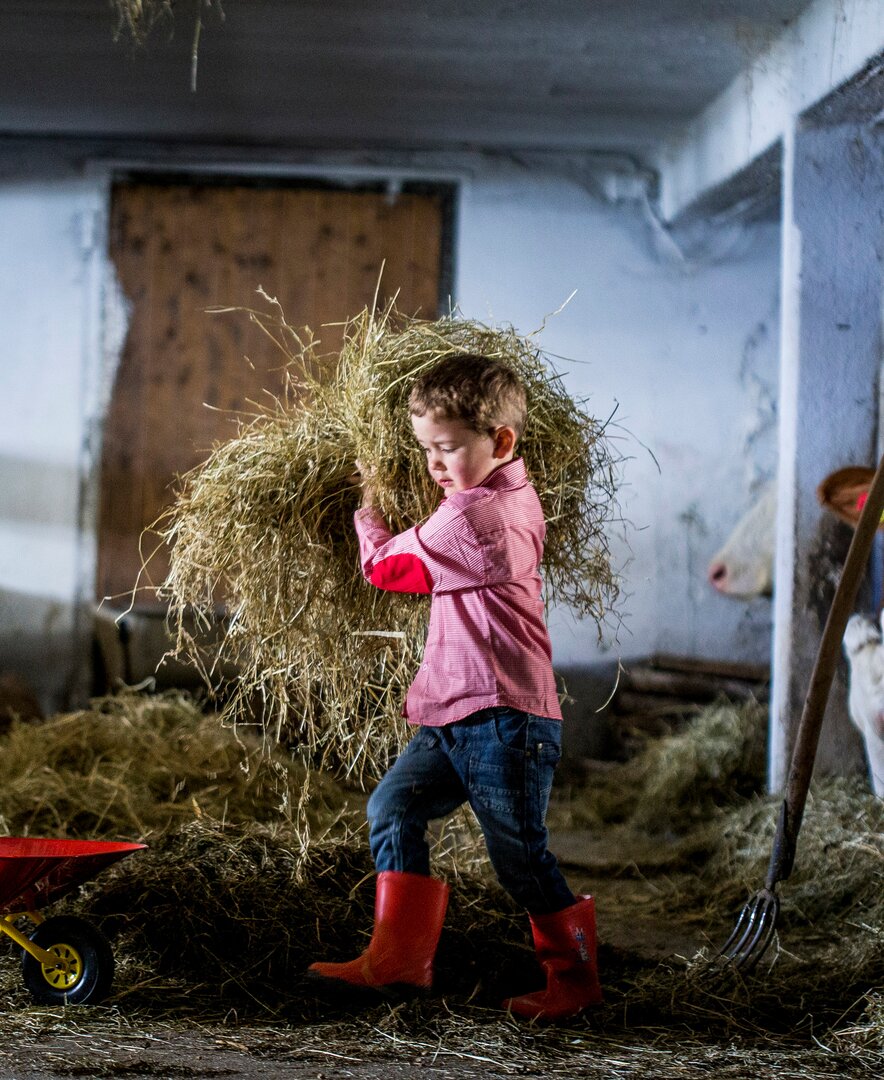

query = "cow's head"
[[707, 484, 776, 599]]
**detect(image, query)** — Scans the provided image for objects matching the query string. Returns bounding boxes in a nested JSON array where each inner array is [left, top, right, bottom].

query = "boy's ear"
[[492, 426, 517, 459]]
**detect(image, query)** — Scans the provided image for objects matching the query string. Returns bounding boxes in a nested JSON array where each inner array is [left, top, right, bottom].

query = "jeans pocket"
[[469, 712, 562, 820], [490, 709, 562, 761], [490, 708, 530, 753], [532, 717, 563, 766]]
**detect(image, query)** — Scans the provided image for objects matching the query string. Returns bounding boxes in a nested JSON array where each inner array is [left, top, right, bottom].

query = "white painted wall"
[[0, 175, 104, 710], [0, 155, 781, 713], [455, 164, 780, 671]]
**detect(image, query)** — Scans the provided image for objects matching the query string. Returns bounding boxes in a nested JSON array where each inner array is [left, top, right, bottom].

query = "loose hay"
[[629, 697, 768, 831], [0, 690, 351, 844], [157, 299, 620, 785], [111, 1, 224, 91], [550, 698, 769, 832], [66, 816, 524, 1020], [548, 698, 882, 1045], [0, 693, 881, 1070]]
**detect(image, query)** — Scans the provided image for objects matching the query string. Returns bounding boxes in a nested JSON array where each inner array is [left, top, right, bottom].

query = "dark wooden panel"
[[98, 182, 445, 604]]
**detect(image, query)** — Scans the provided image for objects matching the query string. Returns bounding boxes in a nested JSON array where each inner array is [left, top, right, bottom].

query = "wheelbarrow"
[[0, 837, 146, 1004]]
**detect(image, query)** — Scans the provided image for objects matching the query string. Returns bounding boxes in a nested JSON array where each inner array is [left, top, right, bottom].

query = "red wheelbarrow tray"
[[0, 837, 146, 915]]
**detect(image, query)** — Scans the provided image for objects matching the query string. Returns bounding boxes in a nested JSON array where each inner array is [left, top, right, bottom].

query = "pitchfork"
[[718, 452, 884, 972]]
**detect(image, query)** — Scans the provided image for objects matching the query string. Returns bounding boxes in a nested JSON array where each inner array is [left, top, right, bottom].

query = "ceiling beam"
[[657, 0, 884, 222]]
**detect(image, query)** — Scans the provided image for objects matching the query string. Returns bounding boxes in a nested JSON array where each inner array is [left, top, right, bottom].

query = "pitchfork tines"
[[716, 885, 780, 971], [716, 798, 793, 972]]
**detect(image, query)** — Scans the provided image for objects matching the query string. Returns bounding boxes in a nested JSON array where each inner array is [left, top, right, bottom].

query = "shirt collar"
[[480, 456, 528, 492]]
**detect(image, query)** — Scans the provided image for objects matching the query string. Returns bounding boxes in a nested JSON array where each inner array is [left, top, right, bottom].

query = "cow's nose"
[[708, 561, 728, 591]]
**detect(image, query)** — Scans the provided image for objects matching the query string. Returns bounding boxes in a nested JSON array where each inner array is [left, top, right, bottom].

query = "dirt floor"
[[0, 695, 879, 1080], [0, 826, 879, 1080], [1, 1019, 875, 1080]]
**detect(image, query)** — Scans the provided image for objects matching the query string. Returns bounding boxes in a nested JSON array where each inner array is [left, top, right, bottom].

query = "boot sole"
[[304, 969, 431, 1004]]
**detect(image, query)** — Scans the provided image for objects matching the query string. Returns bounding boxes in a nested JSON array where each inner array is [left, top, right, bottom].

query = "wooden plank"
[[648, 653, 770, 683], [620, 666, 769, 703], [612, 691, 704, 718], [98, 184, 153, 604], [98, 181, 445, 606], [406, 192, 445, 314]]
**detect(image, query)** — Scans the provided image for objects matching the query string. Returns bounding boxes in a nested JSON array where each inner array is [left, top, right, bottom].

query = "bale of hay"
[[158, 298, 620, 785]]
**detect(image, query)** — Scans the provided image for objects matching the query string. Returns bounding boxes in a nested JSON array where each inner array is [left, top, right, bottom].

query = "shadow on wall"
[[555, 663, 621, 774], [0, 585, 79, 717], [0, 452, 83, 712], [0, 452, 80, 529]]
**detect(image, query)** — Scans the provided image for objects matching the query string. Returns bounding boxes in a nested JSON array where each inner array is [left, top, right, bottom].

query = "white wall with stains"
[[455, 165, 780, 670], [0, 154, 781, 713]]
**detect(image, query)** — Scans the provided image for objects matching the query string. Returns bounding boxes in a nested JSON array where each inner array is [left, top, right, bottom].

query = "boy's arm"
[[354, 500, 490, 595], [354, 506, 434, 594]]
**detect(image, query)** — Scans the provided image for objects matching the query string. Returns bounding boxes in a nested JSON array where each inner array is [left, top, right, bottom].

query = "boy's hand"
[[353, 460, 378, 509]]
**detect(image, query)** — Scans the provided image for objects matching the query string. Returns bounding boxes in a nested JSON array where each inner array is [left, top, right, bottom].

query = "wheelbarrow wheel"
[[21, 915, 114, 1005]]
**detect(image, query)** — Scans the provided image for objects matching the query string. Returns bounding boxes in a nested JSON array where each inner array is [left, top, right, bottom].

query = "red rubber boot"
[[308, 870, 449, 992], [503, 895, 603, 1021]]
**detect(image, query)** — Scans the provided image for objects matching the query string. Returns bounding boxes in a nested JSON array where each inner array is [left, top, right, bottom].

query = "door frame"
[[74, 154, 466, 702]]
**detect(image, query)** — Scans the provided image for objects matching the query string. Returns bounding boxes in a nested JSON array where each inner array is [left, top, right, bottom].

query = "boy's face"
[[411, 411, 516, 494]]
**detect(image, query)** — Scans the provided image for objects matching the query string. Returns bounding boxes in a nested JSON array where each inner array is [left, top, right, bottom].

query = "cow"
[[707, 468, 883, 796], [707, 482, 776, 599], [706, 467, 875, 599], [843, 613, 884, 796]]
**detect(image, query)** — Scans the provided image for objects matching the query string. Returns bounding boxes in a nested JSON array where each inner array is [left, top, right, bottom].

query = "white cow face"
[[707, 484, 776, 599]]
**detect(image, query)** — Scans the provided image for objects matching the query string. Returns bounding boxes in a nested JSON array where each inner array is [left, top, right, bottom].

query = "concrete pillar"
[[771, 119, 884, 790]]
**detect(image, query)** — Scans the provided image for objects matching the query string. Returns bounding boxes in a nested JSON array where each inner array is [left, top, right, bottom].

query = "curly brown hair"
[[408, 353, 527, 438]]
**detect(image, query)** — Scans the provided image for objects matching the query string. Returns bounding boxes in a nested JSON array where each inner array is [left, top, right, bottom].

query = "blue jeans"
[[367, 706, 575, 914]]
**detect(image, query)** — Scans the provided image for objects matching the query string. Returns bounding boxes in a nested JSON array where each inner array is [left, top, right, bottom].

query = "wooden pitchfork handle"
[[766, 451, 884, 890]]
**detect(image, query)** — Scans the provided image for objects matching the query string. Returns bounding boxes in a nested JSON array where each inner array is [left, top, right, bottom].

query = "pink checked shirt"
[[354, 457, 563, 727]]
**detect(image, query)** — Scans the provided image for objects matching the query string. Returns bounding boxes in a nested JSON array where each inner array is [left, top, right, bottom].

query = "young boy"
[[308, 354, 601, 1021]]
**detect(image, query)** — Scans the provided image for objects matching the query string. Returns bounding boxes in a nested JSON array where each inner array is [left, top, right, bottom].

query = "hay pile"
[[0, 694, 880, 1069], [158, 299, 619, 785], [64, 816, 524, 1018], [0, 691, 350, 843], [670, 774, 880, 1040], [546, 698, 881, 1045], [551, 698, 769, 833]]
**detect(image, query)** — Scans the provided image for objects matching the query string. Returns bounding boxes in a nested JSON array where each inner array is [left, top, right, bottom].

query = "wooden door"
[[98, 180, 447, 605]]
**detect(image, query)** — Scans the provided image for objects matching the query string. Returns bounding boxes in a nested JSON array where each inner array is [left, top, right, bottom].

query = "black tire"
[[21, 915, 114, 1005]]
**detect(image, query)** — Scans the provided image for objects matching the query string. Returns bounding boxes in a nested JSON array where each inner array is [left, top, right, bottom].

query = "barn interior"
[[0, 2, 882, 1077]]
